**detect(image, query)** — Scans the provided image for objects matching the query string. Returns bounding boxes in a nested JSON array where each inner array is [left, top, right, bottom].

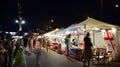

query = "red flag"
[[102, 29, 115, 51]]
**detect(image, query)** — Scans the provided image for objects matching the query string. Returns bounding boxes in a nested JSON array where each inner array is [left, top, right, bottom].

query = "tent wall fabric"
[[113, 30, 120, 61]]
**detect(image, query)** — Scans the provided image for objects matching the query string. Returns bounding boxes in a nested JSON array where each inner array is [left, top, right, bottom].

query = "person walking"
[[30, 36, 34, 51], [43, 36, 47, 51], [13, 38, 21, 58], [33, 36, 41, 65], [46, 38, 51, 52], [23, 36, 28, 51], [3, 35, 12, 67], [83, 32, 93, 67]]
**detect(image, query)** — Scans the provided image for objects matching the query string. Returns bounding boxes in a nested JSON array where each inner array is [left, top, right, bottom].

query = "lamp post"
[[19, 16, 22, 31], [15, 16, 25, 32]]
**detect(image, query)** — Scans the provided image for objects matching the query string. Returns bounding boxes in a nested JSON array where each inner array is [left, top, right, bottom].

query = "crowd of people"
[[0, 33, 22, 67], [22, 34, 51, 64], [0, 31, 52, 66], [0, 31, 94, 67]]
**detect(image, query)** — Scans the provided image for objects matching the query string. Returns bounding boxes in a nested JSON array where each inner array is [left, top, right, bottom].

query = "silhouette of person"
[[46, 38, 51, 52], [23, 36, 28, 51], [83, 32, 93, 67]]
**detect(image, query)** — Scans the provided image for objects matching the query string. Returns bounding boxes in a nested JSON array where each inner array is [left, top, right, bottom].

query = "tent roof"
[[55, 24, 80, 35], [75, 17, 120, 30], [44, 28, 59, 35], [54, 17, 120, 35]]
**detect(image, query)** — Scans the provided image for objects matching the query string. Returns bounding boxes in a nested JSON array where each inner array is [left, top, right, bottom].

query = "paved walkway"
[[22, 48, 120, 67], [23, 48, 82, 67]]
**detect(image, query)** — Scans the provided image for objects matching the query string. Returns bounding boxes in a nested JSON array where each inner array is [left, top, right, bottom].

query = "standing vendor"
[[65, 34, 71, 56]]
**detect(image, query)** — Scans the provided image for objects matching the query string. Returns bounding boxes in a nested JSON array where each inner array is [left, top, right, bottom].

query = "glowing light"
[[22, 20, 25, 24], [112, 28, 116, 33], [15, 20, 25, 24], [9, 32, 16, 35], [83, 29, 85, 31], [50, 19, 54, 23], [15, 20, 19, 23], [5, 32, 8, 34], [95, 28, 99, 30], [65, 31, 71, 34], [115, 4, 119, 8]]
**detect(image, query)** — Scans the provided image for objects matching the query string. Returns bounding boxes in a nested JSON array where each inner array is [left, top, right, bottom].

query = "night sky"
[[0, 0, 120, 32]]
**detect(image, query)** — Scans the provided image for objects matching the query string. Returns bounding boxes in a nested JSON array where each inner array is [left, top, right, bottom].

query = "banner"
[[101, 29, 115, 51]]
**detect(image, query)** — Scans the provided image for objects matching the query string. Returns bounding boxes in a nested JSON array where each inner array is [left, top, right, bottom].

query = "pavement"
[[22, 47, 120, 67]]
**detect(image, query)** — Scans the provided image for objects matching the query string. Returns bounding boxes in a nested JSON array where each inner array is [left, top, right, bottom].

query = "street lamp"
[[15, 20, 25, 24], [15, 17, 25, 31]]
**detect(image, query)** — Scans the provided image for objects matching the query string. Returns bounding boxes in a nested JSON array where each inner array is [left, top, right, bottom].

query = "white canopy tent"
[[49, 17, 120, 61], [74, 17, 120, 61]]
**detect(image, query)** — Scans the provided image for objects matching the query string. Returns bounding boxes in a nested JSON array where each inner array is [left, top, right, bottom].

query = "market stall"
[[46, 17, 120, 62], [74, 17, 120, 62]]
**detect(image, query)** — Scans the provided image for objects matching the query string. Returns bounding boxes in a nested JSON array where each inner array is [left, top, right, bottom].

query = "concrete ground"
[[22, 48, 120, 67]]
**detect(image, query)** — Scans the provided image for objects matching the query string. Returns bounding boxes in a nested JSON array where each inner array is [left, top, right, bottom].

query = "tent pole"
[[84, 24, 86, 36], [93, 31, 95, 46], [116, 30, 119, 46]]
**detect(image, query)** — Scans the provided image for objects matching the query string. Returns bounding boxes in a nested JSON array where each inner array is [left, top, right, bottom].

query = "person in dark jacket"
[[3, 35, 12, 67], [83, 32, 93, 67], [23, 36, 28, 51]]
